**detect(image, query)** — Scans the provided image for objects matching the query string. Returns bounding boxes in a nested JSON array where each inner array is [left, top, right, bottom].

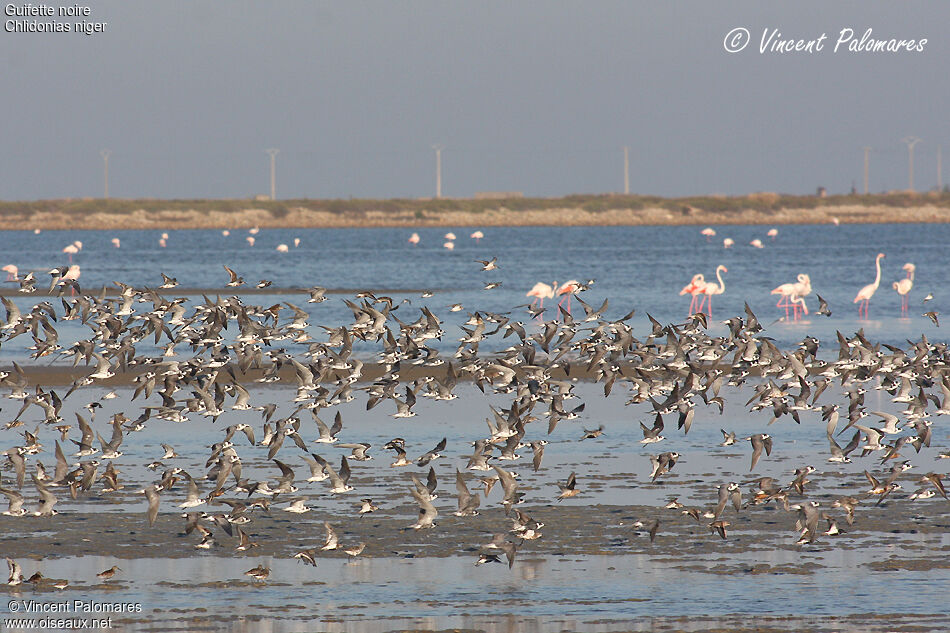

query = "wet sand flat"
[[3, 377, 950, 632]]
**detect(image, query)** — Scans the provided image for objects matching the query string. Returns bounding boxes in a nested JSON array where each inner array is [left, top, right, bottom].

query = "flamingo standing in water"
[[701, 227, 716, 242], [556, 280, 581, 315], [771, 274, 811, 321], [788, 274, 812, 320], [2, 264, 18, 281], [699, 265, 727, 316], [893, 262, 915, 316], [526, 281, 556, 312], [409, 232, 420, 245], [854, 253, 885, 318], [680, 274, 707, 315]]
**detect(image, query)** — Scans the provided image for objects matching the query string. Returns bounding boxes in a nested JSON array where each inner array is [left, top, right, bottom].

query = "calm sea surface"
[[0, 222, 945, 358]]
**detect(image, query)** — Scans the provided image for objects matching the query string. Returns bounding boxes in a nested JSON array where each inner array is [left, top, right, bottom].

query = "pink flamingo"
[[767, 228, 778, 240], [698, 265, 727, 316], [771, 274, 811, 321], [526, 281, 556, 311], [62, 244, 79, 263], [701, 227, 716, 242], [470, 230, 484, 242], [556, 280, 581, 315], [789, 294, 807, 318], [2, 264, 18, 281], [791, 274, 812, 320], [854, 253, 885, 318], [409, 233, 420, 245], [893, 262, 915, 316], [680, 274, 707, 315]]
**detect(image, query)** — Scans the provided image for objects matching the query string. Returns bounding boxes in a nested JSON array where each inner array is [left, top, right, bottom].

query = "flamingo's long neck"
[[715, 267, 725, 293], [872, 255, 882, 290]]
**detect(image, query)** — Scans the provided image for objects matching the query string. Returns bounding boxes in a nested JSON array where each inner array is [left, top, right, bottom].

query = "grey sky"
[[1, 1, 947, 200]]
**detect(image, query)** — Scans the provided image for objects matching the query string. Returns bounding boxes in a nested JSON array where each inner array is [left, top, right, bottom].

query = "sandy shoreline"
[[2, 197, 950, 230]]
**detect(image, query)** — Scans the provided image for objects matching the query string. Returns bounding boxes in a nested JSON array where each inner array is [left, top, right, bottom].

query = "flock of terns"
[[1, 246, 949, 591]]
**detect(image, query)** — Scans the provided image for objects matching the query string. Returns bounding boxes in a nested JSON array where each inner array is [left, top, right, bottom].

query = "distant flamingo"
[[556, 280, 581, 315], [293, 238, 301, 247], [276, 244, 289, 253], [443, 241, 455, 250], [699, 265, 727, 316], [409, 233, 420, 245], [222, 230, 230, 236], [680, 274, 706, 315], [771, 274, 811, 321], [249, 227, 260, 235], [111, 237, 120, 248], [750, 239, 764, 249], [526, 281, 556, 312], [246, 236, 255, 247], [767, 228, 778, 239], [701, 227, 716, 242], [893, 262, 915, 316], [470, 230, 484, 242], [159, 238, 167, 248], [723, 238, 734, 249], [445, 232, 457, 240], [62, 244, 79, 263], [2, 264, 18, 281], [854, 253, 885, 318]]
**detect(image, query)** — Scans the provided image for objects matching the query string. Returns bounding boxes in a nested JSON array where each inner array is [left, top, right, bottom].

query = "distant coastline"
[[2, 192, 949, 230]]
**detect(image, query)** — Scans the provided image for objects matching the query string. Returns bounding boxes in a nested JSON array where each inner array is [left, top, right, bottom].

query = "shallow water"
[[3, 379, 950, 632], [6, 551, 950, 632], [2, 223, 950, 632], [0, 223, 945, 356]]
